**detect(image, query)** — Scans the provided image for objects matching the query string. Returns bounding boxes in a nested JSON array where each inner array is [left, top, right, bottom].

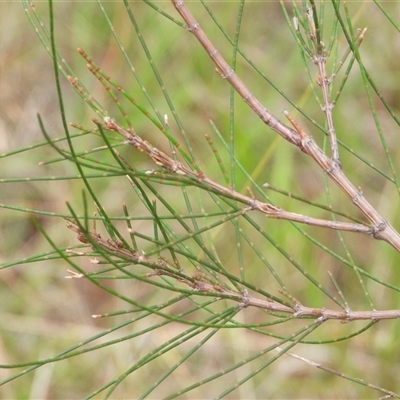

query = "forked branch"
[[170, 0, 400, 252]]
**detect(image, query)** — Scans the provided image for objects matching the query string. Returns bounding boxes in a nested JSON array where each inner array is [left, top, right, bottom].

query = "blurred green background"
[[1, 1, 400, 398]]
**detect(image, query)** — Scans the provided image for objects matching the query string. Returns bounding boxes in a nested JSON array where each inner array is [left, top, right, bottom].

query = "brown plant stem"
[[66, 221, 400, 322], [170, 0, 400, 252], [101, 117, 373, 236]]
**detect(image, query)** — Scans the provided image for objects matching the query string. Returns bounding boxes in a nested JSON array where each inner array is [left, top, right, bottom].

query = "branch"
[[66, 221, 400, 322], [169, 0, 400, 253], [101, 117, 373, 236]]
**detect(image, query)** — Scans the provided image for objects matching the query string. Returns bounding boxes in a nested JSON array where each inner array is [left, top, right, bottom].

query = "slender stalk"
[[103, 117, 373, 236], [67, 220, 400, 323]]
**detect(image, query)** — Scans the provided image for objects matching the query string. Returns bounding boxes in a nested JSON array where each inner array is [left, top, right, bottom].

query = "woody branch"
[[66, 221, 400, 322], [170, 0, 400, 253], [101, 117, 373, 236]]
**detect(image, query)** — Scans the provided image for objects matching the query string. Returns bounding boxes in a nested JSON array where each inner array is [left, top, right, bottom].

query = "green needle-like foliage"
[[1, 0, 400, 398]]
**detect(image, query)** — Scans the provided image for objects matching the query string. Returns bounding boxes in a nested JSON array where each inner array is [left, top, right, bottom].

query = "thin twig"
[[275, 347, 400, 398], [102, 117, 373, 236], [306, 3, 340, 164], [66, 221, 400, 322]]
